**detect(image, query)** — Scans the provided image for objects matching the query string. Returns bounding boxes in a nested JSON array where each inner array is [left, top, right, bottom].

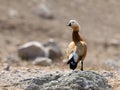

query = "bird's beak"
[[66, 23, 71, 26]]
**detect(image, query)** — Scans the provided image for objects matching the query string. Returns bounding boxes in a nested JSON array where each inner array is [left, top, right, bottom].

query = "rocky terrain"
[[0, 0, 120, 90], [15, 71, 111, 90]]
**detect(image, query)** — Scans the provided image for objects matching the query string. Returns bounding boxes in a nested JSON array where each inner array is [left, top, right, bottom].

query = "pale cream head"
[[67, 20, 80, 31]]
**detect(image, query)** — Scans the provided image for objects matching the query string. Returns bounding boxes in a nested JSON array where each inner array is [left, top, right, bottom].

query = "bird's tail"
[[67, 53, 78, 70]]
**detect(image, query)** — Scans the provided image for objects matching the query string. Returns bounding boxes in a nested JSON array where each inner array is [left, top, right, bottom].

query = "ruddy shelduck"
[[66, 20, 87, 70]]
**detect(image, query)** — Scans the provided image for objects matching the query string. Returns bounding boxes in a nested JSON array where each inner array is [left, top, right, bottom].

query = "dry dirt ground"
[[0, 0, 120, 90]]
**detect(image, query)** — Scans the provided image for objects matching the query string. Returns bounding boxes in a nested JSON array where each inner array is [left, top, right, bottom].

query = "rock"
[[109, 39, 119, 47], [102, 71, 113, 77], [18, 41, 46, 60], [44, 39, 62, 60], [32, 57, 52, 66], [3, 64, 10, 71], [8, 8, 18, 18], [17, 40, 62, 61], [34, 4, 54, 19], [24, 84, 40, 90], [15, 70, 111, 90], [104, 39, 120, 48]]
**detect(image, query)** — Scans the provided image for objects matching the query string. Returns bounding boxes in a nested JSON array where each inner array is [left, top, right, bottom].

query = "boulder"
[[32, 57, 52, 66], [18, 41, 46, 60], [44, 39, 62, 60], [17, 40, 62, 61], [15, 70, 111, 90]]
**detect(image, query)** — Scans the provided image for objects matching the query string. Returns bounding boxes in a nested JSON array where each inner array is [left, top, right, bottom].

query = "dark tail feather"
[[67, 59, 71, 64], [67, 56, 77, 70]]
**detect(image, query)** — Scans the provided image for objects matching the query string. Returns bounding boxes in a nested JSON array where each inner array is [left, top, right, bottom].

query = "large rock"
[[17, 40, 62, 61], [18, 41, 46, 60], [44, 39, 62, 60], [15, 71, 111, 90]]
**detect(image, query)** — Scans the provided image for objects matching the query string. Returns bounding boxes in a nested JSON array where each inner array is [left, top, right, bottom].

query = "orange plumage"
[[66, 20, 87, 70]]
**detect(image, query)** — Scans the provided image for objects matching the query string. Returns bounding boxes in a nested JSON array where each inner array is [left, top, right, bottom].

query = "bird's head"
[[67, 20, 80, 32]]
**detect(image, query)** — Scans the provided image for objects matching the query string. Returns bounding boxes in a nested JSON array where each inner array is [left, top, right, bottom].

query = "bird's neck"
[[72, 31, 83, 43]]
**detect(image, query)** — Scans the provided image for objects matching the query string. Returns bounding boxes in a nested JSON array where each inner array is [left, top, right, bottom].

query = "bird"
[[66, 20, 87, 70]]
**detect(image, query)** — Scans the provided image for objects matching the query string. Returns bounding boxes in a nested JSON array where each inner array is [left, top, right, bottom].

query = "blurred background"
[[0, 0, 120, 71]]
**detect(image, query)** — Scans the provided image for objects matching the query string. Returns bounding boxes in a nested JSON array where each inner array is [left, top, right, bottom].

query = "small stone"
[[55, 71, 59, 74], [3, 64, 10, 71], [8, 8, 18, 18], [32, 57, 52, 66], [102, 71, 113, 77], [34, 4, 54, 19], [110, 39, 119, 47]]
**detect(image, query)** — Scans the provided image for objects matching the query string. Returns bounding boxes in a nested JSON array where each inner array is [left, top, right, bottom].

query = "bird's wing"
[[66, 41, 87, 63], [66, 41, 76, 59]]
